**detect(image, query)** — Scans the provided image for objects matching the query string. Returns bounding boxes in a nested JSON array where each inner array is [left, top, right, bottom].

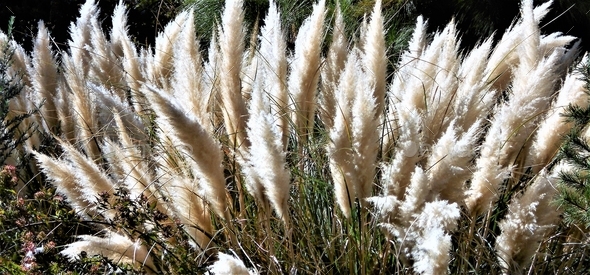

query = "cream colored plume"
[[29, 21, 58, 132], [61, 230, 156, 273], [243, 75, 291, 224], [257, 0, 289, 147], [207, 252, 257, 275], [218, 0, 249, 150], [288, 0, 326, 141], [62, 55, 101, 160], [362, 0, 386, 116], [110, 1, 146, 114], [495, 168, 560, 274], [171, 11, 212, 134], [320, 2, 347, 130], [466, 0, 575, 215], [33, 151, 93, 218], [143, 86, 229, 220], [526, 55, 589, 172], [148, 11, 188, 89], [67, 0, 99, 75]]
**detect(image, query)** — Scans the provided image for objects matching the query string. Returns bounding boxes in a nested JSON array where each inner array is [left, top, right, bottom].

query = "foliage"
[[557, 54, 590, 229], [0, 17, 34, 165]]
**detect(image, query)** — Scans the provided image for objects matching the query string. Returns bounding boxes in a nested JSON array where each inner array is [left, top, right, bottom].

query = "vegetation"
[[1, 0, 590, 274]]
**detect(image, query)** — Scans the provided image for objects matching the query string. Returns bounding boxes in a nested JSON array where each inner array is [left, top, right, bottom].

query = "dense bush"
[[1, 0, 590, 274]]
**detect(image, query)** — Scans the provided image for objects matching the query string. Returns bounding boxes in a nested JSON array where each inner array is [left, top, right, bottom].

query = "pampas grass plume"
[[61, 230, 156, 272], [362, 0, 386, 116], [218, 0, 249, 150], [495, 168, 560, 274], [208, 252, 257, 275], [258, 0, 289, 147], [327, 48, 361, 217], [30, 21, 58, 131], [32, 151, 92, 217], [143, 86, 229, 220], [351, 70, 379, 202], [288, 0, 326, 140], [320, 2, 347, 130], [68, 0, 98, 74], [243, 76, 291, 224]]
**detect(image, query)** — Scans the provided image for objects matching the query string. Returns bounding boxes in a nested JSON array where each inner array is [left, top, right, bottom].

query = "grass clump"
[[2, 0, 590, 274]]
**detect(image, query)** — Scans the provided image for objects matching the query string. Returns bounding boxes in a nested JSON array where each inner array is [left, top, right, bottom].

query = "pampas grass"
[[29, 21, 58, 131], [242, 69, 291, 225], [143, 86, 228, 220], [361, 0, 386, 116], [218, 0, 249, 150], [319, 2, 347, 131], [5, 0, 590, 273], [495, 168, 560, 274], [60, 230, 156, 272], [288, 0, 325, 141]]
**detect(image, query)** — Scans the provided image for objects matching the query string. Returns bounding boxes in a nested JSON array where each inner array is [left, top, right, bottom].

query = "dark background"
[[0, 0, 588, 55], [0, 0, 179, 51]]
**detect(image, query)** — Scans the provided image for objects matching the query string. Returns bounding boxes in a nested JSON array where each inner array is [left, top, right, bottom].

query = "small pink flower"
[[2, 165, 18, 184], [16, 197, 25, 207], [15, 217, 26, 227], [23, 231, 34, 241], [45, 241, 56, 251], [52, 195, 64, 202], [34, 191, 45, 200]]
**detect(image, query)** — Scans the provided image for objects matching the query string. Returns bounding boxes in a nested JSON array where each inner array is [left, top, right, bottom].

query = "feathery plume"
[[425, 121, 481, 204], [288, 0, 326, 140], [425, 22, 461, 142], [162, 175, 213, 249], [67, 0, 98, 75], [351, 69, 379, 202], [382, 16, 427, 156], [61, 230, 156, 272], [362, 0, 386, 116], [109, 0, 127, 58], [454, 38, 496, 131], [218, 0, 249, 150], [319, 2, 347, 130], [63, 55, 101, 160], [381, 109, 422, 199], [88, 14, 125, 98], [243, 78, 291, 224], [526, 56, 589, 172], [328, 49, 362, 217], [483, 0, 554, 91], [89, 83, 146, 143], [208, 252, 257, 275], [59, 139, 115, 205], [0, 33, 31, 86], [379, 167, 430, 258], [258, 0, 289, 147], [398, 167, 429, 227], [412, 201, 460, 275], [171, 11, 212, 134], [143, 86, 229, 219], [104, 112, 153, 201], [110, 1, 146, 114], [495, 169, 560, 274], [148, 11, 188, 89], [466, 6, 573, 214], [55, 75, 76, 142], [29, 21, 58, 131], [33, 151, 92, 217]]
